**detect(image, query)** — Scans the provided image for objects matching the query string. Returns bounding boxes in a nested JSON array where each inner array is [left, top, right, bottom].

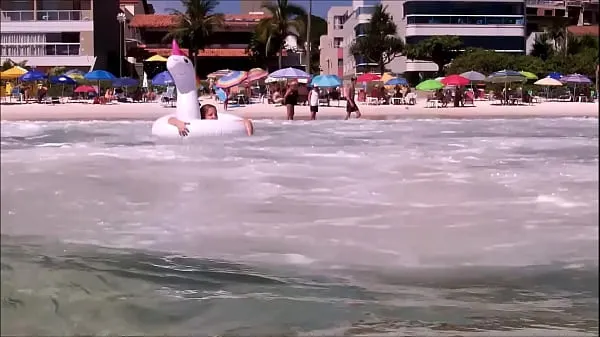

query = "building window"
[[354, 23, 369, 36], [403, 1, 524, 16], [406, 15, 524, 25], [356, 6, 375, 16], [405, 35, 525, 52], [337, 58, 343, 67], [333, 37, 343, 48], [333, 15, 345, 29]]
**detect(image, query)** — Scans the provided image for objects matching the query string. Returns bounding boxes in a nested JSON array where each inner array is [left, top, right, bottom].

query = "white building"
[[320, 0, 527, 76], [0, 0, 121, 72]]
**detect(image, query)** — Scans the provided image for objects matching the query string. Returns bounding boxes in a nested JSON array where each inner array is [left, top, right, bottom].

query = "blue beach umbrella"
[[49, 75, 77, 85], [84, 70, 117, 81], [384, 77, 408, 86], [151, 71, 174, 86], [548, 72, 562, 80], [49, 75, 77, 97], [311, 74, 342, 87], [19, 69, 47, 82]]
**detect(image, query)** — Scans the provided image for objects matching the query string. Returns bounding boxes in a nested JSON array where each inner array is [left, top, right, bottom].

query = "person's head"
[[200, 104, 218, 119]]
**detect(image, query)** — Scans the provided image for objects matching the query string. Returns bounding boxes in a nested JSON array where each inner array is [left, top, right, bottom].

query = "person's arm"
[[243, 119, 254, 136], [168, 117, 190, 136]]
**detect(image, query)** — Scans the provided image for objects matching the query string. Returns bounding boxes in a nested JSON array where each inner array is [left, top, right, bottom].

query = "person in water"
[[168, 104, 254, 136]]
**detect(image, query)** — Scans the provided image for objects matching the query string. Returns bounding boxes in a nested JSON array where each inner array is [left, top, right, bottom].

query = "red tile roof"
[[146, 48, 251, 57], [129, 13, 270, 28], [567, 25, 599, 36]]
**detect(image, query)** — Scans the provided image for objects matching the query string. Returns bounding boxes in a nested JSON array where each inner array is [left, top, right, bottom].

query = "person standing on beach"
[[308, 85, 319, 120], [345, 77, 361, 120], [284, 82, 298, 120]]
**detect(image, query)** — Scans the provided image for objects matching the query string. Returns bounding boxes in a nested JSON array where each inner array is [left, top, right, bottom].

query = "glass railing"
[[406, 15, 525, 25], [1, 10, 92, 22], [1, 43, 81, 57], [525, 0, 566, 6], [356, 6, 375, 17]]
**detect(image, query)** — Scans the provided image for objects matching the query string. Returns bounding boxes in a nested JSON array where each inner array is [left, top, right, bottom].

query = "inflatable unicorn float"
[[152, 40, 252, 139]]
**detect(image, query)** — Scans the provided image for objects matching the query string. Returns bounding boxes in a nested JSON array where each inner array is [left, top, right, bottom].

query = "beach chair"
[[463, 91, 475, 106], [160, 86, 176, 107]]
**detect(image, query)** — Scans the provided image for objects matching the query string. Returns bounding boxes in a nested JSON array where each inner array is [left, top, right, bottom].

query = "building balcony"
[[1, 10, 93, 21]]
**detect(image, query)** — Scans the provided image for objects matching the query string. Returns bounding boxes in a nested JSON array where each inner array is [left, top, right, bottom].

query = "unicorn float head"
[[167, 40, 200, 121]]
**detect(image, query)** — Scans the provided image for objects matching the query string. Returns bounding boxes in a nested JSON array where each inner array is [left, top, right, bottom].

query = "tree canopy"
[[164, 0, 224, 69], [405, 35, 462, 76], [447, 34, 599, 78], [349, 4, 405, 75], [253, 0, 307, 69]]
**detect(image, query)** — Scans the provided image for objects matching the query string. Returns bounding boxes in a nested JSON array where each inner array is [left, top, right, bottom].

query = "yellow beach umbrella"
[[145, 54, 168, 62], [0, 66, 28, 80]]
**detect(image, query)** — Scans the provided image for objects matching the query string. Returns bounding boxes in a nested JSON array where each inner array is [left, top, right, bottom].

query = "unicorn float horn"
[[172, 40, 184, 56]]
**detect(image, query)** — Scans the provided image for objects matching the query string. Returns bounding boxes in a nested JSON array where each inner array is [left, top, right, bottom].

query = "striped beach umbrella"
[[65, 69, 85, 81], [207, 69, 231, 79], [247, 68, 268, 82], [216, 70, 248, 89]]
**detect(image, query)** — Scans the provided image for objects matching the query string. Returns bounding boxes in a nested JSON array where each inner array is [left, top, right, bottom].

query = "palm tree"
[[164, 0, 224, 69], [255, 0, 307, 69], [349, 4, 405, 76]]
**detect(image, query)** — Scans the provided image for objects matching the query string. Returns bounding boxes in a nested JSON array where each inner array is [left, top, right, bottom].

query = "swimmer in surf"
[[168, 104, 254, 137]]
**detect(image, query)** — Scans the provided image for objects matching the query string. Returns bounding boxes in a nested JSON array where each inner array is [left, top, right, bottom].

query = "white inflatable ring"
[[151, 113, 247, 138], [151, 40, 248, 139]]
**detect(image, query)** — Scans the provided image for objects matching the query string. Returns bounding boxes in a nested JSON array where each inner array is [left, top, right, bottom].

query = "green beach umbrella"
[[416, 79, 444, 91], [519, 71, 538, 80]]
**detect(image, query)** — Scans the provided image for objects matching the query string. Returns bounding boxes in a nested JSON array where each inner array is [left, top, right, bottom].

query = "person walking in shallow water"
[[345, 77, 361, 120], [283, 82, 298, 120]]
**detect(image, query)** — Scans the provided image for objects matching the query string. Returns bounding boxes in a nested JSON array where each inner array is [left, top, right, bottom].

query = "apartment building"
[[319, 0, 376, 77], [240, 0, 263, 14], [320, 0, 528, 75], [0, 0, 120, 73]]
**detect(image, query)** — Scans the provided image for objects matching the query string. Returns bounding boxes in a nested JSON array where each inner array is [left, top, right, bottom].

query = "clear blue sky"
[[148, 0, 378, 18]]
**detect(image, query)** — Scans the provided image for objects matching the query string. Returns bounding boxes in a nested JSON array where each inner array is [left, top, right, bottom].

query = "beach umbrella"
[[74, 85, 96, 93], [561, 73, 592, 84], [145, 54, 167, 62], [19, 69, 47, 82], [441, 74, 469, 86], [50, 75, 77, 97], [84, 70, 117, 81], [151, 71, 174, 86], [416, 79, 443, 91], [50, 75, 77, 85], [215, 87, 227, 101], [560, 73, 592, 99], [247, 68, 269, 82], [460, 71, 486, 82], [534, 76, 563, 99], [84, 70, 116, 94], [207, 69, 231, 79], [64, 69, 85, 81], [269, 67, 311, 79], [534, 77, 563, 86], [114, 77, 139, 87], [216, 70, 248, 89], [519, 71, 538, 80], [0, 66, 28, 80], [356, 73, 380, 82], [548, 72, 562, 80], [485, 69, 526, 84], [384, 77, 408, 86], [264, 76, 281, 83], [311, 74, 342, 88]]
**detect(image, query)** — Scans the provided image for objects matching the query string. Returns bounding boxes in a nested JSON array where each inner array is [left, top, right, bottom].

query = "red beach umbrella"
[[356, 73, 381, 82], [74, 85, 96, 93], [247, 68, 268, 82], [441, 74, 470, 86]]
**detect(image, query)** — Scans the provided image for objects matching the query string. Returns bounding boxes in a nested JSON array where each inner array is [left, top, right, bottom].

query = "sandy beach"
[[0, 97, 598, 121]]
